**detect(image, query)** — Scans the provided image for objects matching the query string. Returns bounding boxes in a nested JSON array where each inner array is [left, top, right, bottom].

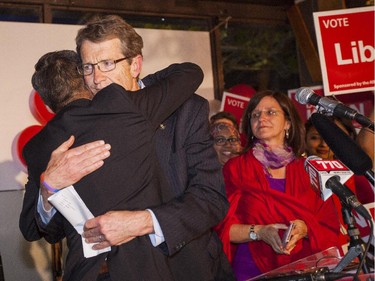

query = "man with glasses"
[[20, 49, 205, 280], [20, 15, 234, 281], [79, 57, 128, 76]]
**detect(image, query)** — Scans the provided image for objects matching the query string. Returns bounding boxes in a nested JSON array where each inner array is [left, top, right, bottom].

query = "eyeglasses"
[[214, 137, 240, 146], [249, 109, 284, 121], [77, 57, 128, 76]]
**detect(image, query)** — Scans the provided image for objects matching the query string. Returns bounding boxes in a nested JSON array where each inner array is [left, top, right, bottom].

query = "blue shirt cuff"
[[37, 190, 56, 225], [146, 209, 165, 246]]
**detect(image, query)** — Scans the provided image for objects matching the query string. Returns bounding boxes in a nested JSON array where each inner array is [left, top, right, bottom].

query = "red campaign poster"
[[288, 86, 374, 127], [220, 91, 250, 128], [353, 202, 374, 247], [313, 7, 374, 95]]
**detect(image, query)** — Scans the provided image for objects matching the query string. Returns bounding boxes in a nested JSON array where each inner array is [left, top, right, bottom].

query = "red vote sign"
[[313, 6, 374, 95], [220, 91, 250, 129]]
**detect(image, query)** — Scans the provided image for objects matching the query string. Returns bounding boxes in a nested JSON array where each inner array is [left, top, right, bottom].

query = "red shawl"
[[215, 151, 341, 273]]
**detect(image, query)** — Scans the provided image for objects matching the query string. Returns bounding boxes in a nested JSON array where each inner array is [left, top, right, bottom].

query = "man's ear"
[[131, 55, 143, 78]]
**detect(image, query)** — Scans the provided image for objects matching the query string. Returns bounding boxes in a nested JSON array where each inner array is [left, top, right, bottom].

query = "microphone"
[[305, 156, 371, 220], [295, 87, 374, 130], [305, 156, 353, 201], [310, 113, 374, 185], [326, 176, 372, 220]]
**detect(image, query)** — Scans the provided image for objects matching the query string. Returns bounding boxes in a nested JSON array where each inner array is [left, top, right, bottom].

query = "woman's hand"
[[283, 219, 308, 254], [257, 224, 288, 254]]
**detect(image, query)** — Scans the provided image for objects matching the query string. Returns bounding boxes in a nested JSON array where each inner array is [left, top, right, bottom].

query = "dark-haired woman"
[[215, 90, 341, 280]]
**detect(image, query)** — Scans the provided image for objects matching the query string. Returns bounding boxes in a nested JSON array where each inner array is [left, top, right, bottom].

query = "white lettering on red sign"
[[308, 166, 319, 190], [227, 98, 245, 109], [335, 40, 375, 65], [322, 17, 349, 28], [316, 160, 344, 170]]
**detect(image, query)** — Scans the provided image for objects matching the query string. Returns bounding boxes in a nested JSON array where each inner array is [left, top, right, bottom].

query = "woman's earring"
[[285, 129, 289, 139]]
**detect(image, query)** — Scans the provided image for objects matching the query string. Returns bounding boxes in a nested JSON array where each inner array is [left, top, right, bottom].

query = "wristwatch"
[[249, 224, 258, 241]]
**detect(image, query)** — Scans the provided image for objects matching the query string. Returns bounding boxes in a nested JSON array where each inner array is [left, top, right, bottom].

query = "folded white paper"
[[48, 185, 111, 258]]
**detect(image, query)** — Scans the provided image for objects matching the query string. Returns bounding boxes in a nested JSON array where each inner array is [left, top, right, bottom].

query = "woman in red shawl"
[[215, 90, 341, 281]]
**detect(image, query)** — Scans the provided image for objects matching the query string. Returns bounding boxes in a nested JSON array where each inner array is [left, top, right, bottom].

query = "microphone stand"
[[365, 170, 375, 187], [332, 204, 370, 274]]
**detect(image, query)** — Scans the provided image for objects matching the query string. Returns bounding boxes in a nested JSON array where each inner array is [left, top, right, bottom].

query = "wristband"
[[40, 172, 60, 193]]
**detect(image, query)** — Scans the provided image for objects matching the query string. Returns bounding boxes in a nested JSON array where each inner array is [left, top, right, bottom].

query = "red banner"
[[220, 91, 250, 128], [313, 7, 374, 95]]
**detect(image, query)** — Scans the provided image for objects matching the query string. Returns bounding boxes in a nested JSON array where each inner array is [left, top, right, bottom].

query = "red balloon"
[[16, 125, 43, 167], [30, 90, 55, 125], [13, 91, 52, 171], [228, 84, 256, 98]]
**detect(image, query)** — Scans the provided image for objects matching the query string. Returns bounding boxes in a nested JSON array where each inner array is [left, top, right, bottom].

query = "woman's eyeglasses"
[[214, 137, 240, 146], [249, 109, 284, 121]]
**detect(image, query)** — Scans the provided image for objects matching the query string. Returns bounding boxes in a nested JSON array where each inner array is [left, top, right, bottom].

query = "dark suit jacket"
[[144, 72, 234, 280], [20, 63, 208, 281]]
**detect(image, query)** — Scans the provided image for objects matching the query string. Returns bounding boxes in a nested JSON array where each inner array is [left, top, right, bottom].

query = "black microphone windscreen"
[[310, 113, 372, 175]]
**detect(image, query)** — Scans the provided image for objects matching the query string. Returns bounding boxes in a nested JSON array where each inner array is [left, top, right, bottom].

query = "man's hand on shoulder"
[[44, 135, 111, 188]]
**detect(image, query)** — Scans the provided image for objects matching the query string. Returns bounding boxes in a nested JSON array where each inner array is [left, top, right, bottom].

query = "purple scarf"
[[252, 141, 295, 176]]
